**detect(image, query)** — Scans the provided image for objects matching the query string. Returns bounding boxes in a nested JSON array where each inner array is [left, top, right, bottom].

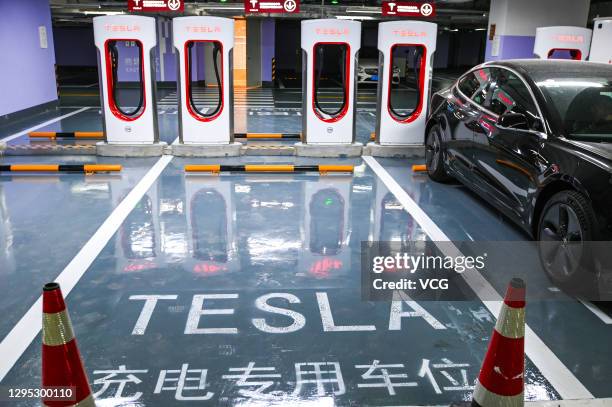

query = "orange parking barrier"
[[28, 132, 59, 139], [245, 164, 295, 172], [185, 164, 222, 173], [29, 131, 104, 140], [42, 282, 96, 406], [319, 165, 354, 173], [471, 278, 526, 407], [412, 164, 427, 172], [74, 131, 104, 139], [185, 164, 354, 174], [0, 164, 121, 173]]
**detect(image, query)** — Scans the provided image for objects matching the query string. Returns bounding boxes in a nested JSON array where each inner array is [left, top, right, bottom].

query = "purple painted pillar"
[[153, 18, 177, 83], [261, 19, 275, 83], [485, 35, 536, 61], [0, 0, 57, 116]]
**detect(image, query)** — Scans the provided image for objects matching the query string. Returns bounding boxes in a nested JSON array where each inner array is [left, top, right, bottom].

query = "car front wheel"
[[425, 124, 451, 182]]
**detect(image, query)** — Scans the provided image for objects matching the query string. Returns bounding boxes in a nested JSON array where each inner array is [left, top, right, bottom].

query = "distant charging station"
[[94, 15, 165, 156], [369, 21, 437, 155], [533, 26, 592, 60], [172, 16, 241, 157], [590, 18, 612, 64], [296, 19, 363, 157]]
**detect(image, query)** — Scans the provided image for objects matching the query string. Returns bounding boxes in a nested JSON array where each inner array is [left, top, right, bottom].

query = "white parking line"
[[1, 107, 91, 143], [579, 300, 612, 325], [0, 153, 174, 382], [363, 156, 594, 401]]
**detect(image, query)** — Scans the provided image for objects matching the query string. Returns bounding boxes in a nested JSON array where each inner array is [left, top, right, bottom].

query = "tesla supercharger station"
[[533, 26, 592, 60], [369, 21, 437, 156], [590, 18, 612, 64], [296, 19, 362, 157], [94, 15, 164, 156], [172, 17, 241, 157]]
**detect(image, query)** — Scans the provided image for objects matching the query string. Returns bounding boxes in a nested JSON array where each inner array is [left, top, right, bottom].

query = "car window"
[[538, 77, 612, 141], [471, 69, 493, 106], [488, 68, 537, 115], [458, 69, 489, 98]]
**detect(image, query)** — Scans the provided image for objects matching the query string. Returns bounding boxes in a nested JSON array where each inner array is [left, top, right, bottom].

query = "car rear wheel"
[[537, 190, 596, 292], [425, 124, 452, 182]]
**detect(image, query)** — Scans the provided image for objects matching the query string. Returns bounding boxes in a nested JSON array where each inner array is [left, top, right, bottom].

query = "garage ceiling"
[[49, 0, 612, 28], [50, 0, 489, 27]]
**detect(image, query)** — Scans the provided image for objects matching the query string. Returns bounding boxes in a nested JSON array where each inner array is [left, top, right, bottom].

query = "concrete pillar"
[[485, 0, 591, 61]]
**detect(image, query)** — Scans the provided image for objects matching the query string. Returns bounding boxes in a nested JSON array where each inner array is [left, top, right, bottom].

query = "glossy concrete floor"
[[1, 98, 611, 406]]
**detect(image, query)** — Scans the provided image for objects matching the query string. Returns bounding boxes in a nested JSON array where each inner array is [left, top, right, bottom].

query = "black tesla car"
[[425, 59, 612, 288]]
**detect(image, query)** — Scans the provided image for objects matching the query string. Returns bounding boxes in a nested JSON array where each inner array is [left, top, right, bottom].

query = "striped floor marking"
[[363, 156, 594, 401]]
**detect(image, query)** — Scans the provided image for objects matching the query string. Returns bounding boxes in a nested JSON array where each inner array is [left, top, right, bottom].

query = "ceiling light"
[[83, 11, 124, 15], [201, 6, 244, 9], [336, 15, 375, 20], [346, 9, 382, 14]]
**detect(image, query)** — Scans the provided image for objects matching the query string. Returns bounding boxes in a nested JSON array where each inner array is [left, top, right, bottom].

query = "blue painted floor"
[[0, 102, 610, 406]]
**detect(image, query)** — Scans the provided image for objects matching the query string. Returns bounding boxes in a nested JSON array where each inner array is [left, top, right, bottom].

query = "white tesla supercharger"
[[590, 18, 612, 64], [372, 21, 437, 150], [93, 15, 161, 152], [533, 26, 592, 60], [297, 19, 362, 156], [172, 17, 237, 154]]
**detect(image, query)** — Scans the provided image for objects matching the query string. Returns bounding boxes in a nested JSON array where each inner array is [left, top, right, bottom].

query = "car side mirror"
[[498, 112, 529, 130]]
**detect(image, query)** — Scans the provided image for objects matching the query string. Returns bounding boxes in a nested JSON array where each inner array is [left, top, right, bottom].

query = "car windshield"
[[537, 76, 612, 142]]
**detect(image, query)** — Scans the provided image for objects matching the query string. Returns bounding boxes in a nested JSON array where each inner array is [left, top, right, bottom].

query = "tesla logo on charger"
[[186, 26, 221, 33], [382, 1, 436, 17], [554, 34, 585, 43], [128, 0, 184, 12], [245, 0, 300, 13], [316, 28, 350, 36], [105, 24, 141, 32], [393, 29, 427, 37]]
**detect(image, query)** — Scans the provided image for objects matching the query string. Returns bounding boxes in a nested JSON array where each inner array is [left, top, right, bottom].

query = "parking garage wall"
[[485, 0, 590, 61], [0, 0, 57, 117]]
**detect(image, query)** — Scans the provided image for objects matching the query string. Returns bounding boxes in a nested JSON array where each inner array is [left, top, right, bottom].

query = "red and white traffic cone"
[[42, 282, 95, 406], [471, 278, 526, 407]]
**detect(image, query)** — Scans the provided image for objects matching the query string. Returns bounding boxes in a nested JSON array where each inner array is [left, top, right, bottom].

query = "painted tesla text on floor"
[[128, 292, 447, 335]]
